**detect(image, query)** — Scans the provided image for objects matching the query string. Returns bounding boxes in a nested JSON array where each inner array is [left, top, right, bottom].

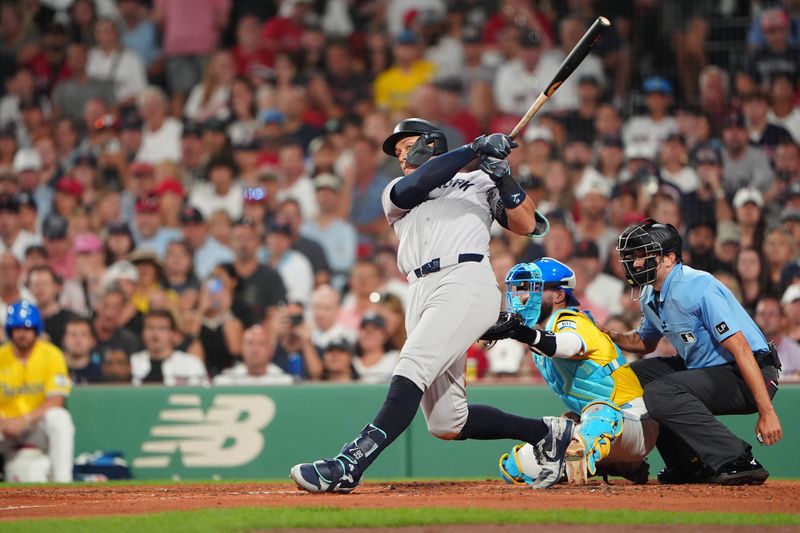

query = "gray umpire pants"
[[630, 357, 779, 472]]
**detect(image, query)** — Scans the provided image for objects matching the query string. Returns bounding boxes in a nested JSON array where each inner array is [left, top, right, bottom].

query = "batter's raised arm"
[[390, 146, 476, 209]]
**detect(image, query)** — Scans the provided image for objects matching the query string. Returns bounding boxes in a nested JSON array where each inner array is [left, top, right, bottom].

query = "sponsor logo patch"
[[556, 320, 578, 330], [715, 322, 730, 335], [679, 332, 697, 343]]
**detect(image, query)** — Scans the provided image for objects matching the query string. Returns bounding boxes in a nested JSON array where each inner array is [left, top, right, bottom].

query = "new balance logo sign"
[[133, 394, 275, 469]]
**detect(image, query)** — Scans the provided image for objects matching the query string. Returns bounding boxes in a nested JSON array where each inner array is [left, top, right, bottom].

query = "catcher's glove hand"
[[480, 311, 525, 342]]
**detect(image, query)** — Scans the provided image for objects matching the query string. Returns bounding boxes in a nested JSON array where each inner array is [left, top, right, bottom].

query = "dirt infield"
[[1, 479, 799, 522]]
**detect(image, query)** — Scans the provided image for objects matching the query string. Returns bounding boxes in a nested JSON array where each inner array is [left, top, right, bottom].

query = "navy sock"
[[457, 404, 549, 443], [340, 375, 423, 473]]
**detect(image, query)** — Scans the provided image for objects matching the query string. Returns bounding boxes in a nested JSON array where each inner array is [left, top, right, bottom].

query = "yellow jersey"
[[0, 339, 72, 418], [373, 60, 438, 112]]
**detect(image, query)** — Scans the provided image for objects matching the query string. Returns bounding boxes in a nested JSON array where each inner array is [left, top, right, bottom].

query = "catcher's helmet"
[[382, 117, 447, 166], [5, 300, 43, 337], [505, 262, 544, 325], [616, 218, 683, 287], [534, 257, 580, 307]]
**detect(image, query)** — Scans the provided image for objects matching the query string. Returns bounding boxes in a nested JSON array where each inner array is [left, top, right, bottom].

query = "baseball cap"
[[153, 177, 185, 198], [732, 187, 764, 209], [202, 118, 228, 133], [780, 283, 800, 305], [268, 220, 293, 236], [722, 112, 746, 130], [781, 207, 800, 223], [182, 120, 203, 138], [42, 214, 68, 240], [259, 108, 285, 126], [573, 239, 600, 259], [119, 112, 143, 131], [129, 160, 155, 176], [395, 30, 420, 45], [314, 173, 342, 191], [360, 312, 386, 329], [15, 191, 36, 210], [599, 135, 624, 148], [128, 248, 160, 265], [435, 77, 464, 94], [102, 260, 139, 288], [643, 76, 673, 95], [518, 29, 541, 48], [73, 232, 104, 254], [12, 148, 42, 173], [694, 144, 722, 166], [325, 336, 354, 353], [0, 123, 16, 138], [624, 140, 655, 161], [0, 193, 20, 212], [55, 176, 84, 197], [73, 151, 97, 168], [575, 175, 611, 200], [523, 125, 553, 144], [107, 220, 133, 237], [135, 193, 161, 214], [715, 221, 741, 245], [781, 261, 800, 287]]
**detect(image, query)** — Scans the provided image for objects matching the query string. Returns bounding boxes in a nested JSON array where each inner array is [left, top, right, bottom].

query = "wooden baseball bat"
[[509, 16, 611, 140]]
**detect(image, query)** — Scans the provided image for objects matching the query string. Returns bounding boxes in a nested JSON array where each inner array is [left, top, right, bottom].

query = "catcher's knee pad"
[[575, 401, 624, 476], [499, 443, 542, 485], [5, 447, 51, 482]]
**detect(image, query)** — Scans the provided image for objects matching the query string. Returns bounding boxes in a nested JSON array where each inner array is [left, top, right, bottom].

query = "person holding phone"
[[197, 265, 244, 377]]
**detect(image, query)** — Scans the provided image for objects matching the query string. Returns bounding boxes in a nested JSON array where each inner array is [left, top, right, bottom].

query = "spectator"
[[494, 29, 546, 117], [87, 18, 147, 103], [274, 142, 317, 221], [154, 0, 231, 109], [755, 295, 800, 380], [375, 291, 406, 352], [178, 206, 234, 281], [189, 154, 244, 221], [741, 90, 793, 155], [0, 301, 74, 482], [100, 346, 132, 383], [26, 265, 77, 348], [105, 221, 136, 265], [184, 50, 236, 122], [0, 193, 40, 262], [227, 77, 260, 146], [132, 193, 182, 258], [13, 148, 51, 223], [373, 30, 437, 113], [231, 14, 272, 78], [320, 336, 358, 383], [264, 220, 313, 306], [782, 284, 800, 343], [135, 86, 183, 164], [345, 136, 392, 245], [769, 141, 800, 209], [573, 176, 615, 265], [309, 284, 356, 349], [230, 217, 286, 327], [51, 43, 115, 122], [62, 316, 103, 384], [338, 259, 381, 331], [713, 222, 741, 272], [322, 39, 372, 118], [212, 324, 291, 385], [623, 76, 678, 162], [767, 73, 800, 143], [117, 0, 162, 71], [573, 239, 625, 318], [721, 113, 775, 196], [179, 121, 207, 182], [300, 173, 357, 290], [353, 312, 397, 384], [746, 7, 800, 86], [128, 249, 176, 319], [197, 266, 244, 377], [92, 285, 143, 356], [131, 309, 209, 385], [763, 227, 797, 289], [269, 301, 322, 380], [70, 231, 107, 315], [163, 239, 200, 295]]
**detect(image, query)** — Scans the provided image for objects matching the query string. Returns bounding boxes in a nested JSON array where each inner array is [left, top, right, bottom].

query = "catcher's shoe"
[[290, 455, 362, 494], [531, 416, 575, 489]]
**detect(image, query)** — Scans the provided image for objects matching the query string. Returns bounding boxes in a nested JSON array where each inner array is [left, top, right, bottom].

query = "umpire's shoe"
[[657, 464, 715, 484], [711, 455, 769, 486], [531, 416, 575, 489]]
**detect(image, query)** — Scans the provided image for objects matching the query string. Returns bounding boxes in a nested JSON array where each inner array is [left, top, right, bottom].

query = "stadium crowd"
[[0, 0, 799, 388]]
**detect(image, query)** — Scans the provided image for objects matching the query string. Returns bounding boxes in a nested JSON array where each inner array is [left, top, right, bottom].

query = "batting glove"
[[471, 133, 518, 160], [479, 156, 512, 183]]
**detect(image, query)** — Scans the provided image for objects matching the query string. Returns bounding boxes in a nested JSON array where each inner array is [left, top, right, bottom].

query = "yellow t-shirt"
[[550, 309, 642, 407], [0, 340, 72, 418], [373, 60, 438, 112]]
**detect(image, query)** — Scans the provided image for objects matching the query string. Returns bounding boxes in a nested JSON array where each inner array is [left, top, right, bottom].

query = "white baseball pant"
[[0, 407, 75, 482]]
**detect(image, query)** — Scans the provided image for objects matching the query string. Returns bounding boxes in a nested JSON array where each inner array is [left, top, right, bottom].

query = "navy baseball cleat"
[[531, 416, 575, 489], [290, 456, 362, 494], [711, 455, 769, 486]]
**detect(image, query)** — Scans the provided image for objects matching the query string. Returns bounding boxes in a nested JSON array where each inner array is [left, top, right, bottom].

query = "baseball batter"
[[492, 259, 658, 487], [291, 118, 568, 493]]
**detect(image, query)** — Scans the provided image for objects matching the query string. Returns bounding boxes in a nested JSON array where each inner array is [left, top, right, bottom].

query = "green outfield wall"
[[69, 384, 800, 480]]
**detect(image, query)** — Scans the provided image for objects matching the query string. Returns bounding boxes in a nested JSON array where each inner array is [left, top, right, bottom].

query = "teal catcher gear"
[[505, 263, 544, 325], [5, 300, 43, 337], [498, 443, 541, 485], [565, 401, 624, 484], [533, 257, 580, 307]]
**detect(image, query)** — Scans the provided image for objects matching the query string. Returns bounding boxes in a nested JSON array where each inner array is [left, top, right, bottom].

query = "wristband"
[[497, 174, 527, 208]]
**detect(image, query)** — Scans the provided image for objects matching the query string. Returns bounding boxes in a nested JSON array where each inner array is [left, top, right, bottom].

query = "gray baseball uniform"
[[382, 169, 501, 438]]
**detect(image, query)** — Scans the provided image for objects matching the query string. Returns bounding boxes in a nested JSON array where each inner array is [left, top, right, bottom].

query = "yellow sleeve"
[[373, 71, 391, 109], [43, 344, 72, 397], [551, 312, 607, 359]]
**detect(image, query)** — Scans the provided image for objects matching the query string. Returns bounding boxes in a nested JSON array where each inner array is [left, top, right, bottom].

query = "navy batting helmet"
[[617, 218, 683, 287], [382, 118, 447, 165]]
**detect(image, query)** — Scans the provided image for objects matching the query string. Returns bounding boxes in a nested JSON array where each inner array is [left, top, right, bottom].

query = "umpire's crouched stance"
[[608, 218, 782, 485]]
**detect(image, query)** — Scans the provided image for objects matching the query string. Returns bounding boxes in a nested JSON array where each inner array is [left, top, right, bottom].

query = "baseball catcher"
[[483, 258, 659, 487]]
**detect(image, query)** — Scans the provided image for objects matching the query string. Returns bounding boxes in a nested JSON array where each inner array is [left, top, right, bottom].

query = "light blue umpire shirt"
[[637, 263, 769, 369]]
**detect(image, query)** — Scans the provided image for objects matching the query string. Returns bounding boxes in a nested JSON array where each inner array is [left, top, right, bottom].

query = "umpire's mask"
[[617, 218, 682, 289]]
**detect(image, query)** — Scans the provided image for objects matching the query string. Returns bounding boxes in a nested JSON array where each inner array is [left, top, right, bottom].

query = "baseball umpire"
[[291, 118, 567, 493], [487, 258, 658, 487], [609, 218, 782, 485]]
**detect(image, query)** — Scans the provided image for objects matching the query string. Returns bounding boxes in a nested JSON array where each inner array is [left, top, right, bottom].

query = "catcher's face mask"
[[505, 263, 544, 326]]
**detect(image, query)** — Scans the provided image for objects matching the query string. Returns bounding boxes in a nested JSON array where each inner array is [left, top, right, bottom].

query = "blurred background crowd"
[[1, 0, 799, 386]]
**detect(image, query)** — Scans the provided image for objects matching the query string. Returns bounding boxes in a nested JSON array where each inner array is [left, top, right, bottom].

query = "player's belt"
[[412, 253, 484, 279]]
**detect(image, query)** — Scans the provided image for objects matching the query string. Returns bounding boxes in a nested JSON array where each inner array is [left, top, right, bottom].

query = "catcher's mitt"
[[480, 311, 525, 342]]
